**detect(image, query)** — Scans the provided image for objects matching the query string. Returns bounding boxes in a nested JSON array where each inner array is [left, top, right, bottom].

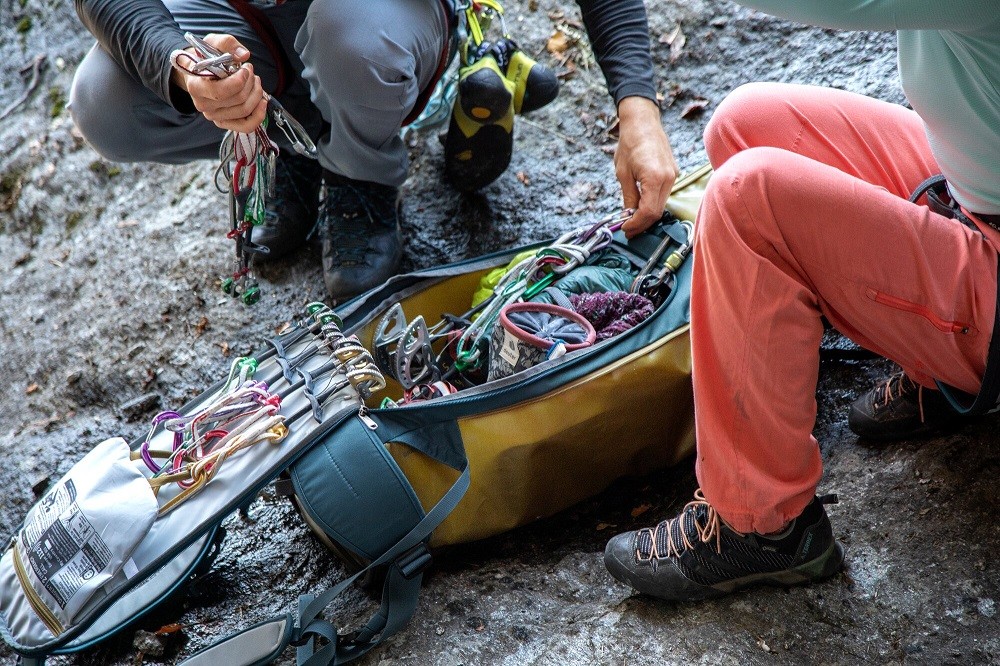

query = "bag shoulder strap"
[[179, 460, 469, 666]]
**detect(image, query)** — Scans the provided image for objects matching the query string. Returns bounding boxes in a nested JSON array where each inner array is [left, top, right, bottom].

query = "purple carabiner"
[[140, 410, 182, 473]]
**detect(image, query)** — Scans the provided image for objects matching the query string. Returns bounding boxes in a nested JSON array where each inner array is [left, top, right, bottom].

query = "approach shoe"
[[253, 153, 322, 261], [604, 490, 844, 602], [319, 170, 403, 301], [848, 371, 961, 442]]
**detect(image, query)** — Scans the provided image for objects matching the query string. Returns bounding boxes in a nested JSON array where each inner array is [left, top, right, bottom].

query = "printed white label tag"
[[498, 329, 521, 367]]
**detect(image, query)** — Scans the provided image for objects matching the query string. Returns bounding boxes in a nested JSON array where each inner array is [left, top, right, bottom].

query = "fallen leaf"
[[154, 623, 185, 636], [193, 316, 209, 338], [275, 321, 292, 335], [546, 30, 571, 54], [666, 24, 686, 63], [219, 341, 231, 357], [680, 99, 709, 118], [605, 116, 620, 139], [516, 171, 530, 186], [556, 59, 577, 79], [630, 503, 652, 518], [26, 383, 38, 394], [595, 522, 615, 531]]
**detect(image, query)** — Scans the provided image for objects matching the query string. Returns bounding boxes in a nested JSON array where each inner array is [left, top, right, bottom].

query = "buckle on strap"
[[397, 542, 433, 580]]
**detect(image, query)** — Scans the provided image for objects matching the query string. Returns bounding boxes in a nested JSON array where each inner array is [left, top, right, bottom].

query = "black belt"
[[975, 212, 1000, 230]]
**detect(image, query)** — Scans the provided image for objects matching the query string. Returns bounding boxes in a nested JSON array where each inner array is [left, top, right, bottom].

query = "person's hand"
[[614, 96, 678, 238], [170, 34, 267, 134]]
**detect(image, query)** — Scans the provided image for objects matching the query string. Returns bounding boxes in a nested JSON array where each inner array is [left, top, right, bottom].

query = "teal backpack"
[[0, 167, 708, 665]]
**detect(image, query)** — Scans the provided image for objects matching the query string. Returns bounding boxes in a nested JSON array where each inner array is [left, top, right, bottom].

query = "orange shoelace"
[[635, 489, 722, 561]]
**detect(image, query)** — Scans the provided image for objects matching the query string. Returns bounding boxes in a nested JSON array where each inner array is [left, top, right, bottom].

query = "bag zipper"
[[866, 288, 972, 334], [11, 542, 64, 637]]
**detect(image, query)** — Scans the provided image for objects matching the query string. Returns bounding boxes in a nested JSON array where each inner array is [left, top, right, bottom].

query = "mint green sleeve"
[[738, 0, 1000, 31]]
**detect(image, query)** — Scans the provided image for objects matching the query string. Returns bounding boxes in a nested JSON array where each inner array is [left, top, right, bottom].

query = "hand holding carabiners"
[[170, 33, 267, 134]]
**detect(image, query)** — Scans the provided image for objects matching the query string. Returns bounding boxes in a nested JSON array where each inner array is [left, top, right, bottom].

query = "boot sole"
[[459, 60, 513, 123], [444, 117, 513, 191]]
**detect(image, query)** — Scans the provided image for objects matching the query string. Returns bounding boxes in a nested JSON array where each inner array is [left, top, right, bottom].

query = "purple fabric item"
[[570, 291, 655, 341]]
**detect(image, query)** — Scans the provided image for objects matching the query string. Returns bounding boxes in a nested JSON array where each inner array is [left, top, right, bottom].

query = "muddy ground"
[[2, 0, 999, 664]]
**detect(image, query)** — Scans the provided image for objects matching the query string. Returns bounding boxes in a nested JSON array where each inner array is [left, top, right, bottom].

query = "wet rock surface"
[[2, 1, 999, 664]]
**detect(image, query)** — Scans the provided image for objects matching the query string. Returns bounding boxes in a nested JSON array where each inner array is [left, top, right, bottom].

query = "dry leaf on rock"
[[665, 24, 687, 63], [547, 30, 571, 54], [630, 503, 652, 518], [680, 99, 709, 118]]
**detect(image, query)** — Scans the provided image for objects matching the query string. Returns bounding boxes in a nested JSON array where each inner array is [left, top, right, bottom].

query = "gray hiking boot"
[[254, 154, 321, 261], [848, 371, 961, 442], [604, 491, 844, 601], [319, 171, 403, 301]]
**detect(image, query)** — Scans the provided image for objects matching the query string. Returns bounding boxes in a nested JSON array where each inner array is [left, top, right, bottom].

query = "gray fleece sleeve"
[[74, 0, 193, 110], [577, 0, 658, 106]]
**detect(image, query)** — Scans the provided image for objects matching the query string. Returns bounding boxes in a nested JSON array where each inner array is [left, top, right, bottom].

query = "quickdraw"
[[451, 208, 633, 371], [462, 0, 508, 48], [138, 301, 389, 511], [139, 376, 287, 515], [170, 33, 318, 306]]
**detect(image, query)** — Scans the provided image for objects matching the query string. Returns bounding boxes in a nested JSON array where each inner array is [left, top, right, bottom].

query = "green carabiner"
[[522, 271, 557, 299]]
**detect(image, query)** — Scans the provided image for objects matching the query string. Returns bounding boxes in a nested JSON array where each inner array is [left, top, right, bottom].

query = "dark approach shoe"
[[848, 371, 960, 442], [253, 153, 321, 261], [319, 170, 403, 301], [604, 491, 844, 602]]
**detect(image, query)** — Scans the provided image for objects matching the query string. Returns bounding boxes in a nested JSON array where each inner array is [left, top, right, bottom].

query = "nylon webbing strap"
[[179, 464, 470, 666], [296, 464, 470, 665]]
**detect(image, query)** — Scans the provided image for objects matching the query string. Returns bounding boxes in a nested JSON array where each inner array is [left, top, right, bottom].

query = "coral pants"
[[692, 83, 999, 533]]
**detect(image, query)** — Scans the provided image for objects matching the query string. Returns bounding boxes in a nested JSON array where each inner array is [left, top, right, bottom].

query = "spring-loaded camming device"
[[629, 218, 693, 303]]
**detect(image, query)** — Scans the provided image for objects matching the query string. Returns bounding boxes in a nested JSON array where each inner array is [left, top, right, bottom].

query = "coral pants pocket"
[[865, 288, 976, 336]]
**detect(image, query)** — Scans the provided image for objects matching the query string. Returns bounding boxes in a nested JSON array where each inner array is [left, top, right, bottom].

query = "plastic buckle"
[[397, 543, 433, 580]]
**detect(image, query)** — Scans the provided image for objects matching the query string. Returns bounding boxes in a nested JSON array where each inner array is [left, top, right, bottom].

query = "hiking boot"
[[319, 170, 403, 301], [848, 371, 960, 442], [253, 153, 321, 261], [604, 491, 844, 602]]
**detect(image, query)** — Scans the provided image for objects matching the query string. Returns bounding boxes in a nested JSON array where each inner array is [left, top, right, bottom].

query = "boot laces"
[[874, 371, 926, 422], [635, 489, 722, 563], [321, 181, 397, 264]]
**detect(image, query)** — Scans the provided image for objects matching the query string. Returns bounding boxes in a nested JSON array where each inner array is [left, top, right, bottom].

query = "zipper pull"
[[358, 406, 378, 430]]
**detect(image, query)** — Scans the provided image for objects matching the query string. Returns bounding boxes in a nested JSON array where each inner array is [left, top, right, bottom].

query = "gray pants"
[[69, 0, 448, 186]]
